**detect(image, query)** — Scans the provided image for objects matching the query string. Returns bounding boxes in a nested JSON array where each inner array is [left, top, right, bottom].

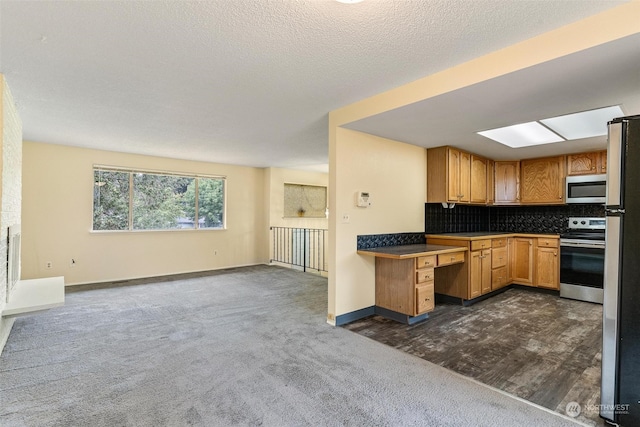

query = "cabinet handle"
[[554, 252, 557, 256]]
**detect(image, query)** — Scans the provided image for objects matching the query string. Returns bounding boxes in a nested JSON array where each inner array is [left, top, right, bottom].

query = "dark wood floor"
[[344, 288, 605, 426]]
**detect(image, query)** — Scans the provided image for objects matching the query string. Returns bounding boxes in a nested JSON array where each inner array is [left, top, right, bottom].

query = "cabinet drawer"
[[416, 255, 436, 269], [537, 238, 559, 248], [470, 240, 491, 251], [416, 268, 435, 284], [492, 266, 508, 290], [492, 247, 507, 268], [492, 238, 507, 248], [416, 283, 435, 314], [437, 251, 465, 266]]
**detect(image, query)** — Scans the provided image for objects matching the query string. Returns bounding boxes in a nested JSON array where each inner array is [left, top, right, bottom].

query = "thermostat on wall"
[[356, 191, 371, 208]]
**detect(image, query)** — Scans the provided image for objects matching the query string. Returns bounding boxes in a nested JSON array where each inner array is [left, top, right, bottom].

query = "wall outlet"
[[341, 213, 350, 223], [46, 261, 52, 269]]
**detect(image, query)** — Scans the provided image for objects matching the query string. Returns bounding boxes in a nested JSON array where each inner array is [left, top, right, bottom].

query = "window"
[[93, 167, 225, 231]]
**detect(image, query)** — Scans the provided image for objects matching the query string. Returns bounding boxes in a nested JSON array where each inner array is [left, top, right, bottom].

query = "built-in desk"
[[358, 244, 467, 324]]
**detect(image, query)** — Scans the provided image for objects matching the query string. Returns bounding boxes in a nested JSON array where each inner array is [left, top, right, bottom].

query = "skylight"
[[477, 122, 564, 148], [540, 106, 624, 140], [477, 106, 624, 148]]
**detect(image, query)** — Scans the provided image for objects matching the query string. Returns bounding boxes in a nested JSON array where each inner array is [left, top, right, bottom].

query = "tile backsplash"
[[425, 203, 605, 235], [357, 232, 426, 250]]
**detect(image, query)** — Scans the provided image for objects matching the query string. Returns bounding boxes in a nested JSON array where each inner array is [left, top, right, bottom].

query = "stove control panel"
[[568, 217, 606, 230]]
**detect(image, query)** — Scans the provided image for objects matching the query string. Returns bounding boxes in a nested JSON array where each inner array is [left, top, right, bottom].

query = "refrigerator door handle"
[[606, 208, 626, 215]]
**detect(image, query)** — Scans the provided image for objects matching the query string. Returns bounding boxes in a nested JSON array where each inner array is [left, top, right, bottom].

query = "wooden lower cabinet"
[[535, 239, 559, 289], [427, 234, 560, 302], [374, 257, 437, 317], [511, 238, 534, 285], [491, 240, 509, 290]]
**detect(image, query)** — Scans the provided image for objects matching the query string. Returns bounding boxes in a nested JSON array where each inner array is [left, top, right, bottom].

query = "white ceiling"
[[0, 1, 636, 171]]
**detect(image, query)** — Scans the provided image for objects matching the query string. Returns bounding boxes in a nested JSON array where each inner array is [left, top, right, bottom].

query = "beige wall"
[[266, 167, 328, 230], [328, 128, 426, 322], [265, 167, 328, 271], [22, 142, 269, 285]]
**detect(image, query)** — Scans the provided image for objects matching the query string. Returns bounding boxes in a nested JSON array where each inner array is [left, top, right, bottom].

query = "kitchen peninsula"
[[358, 231, 560, 324]]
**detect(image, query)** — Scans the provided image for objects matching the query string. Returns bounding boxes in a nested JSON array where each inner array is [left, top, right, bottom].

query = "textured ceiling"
[[0, 1, 632, 171]]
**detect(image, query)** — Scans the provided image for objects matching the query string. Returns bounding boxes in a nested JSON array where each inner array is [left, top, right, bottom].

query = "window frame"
[[92, 165, 227, 232]]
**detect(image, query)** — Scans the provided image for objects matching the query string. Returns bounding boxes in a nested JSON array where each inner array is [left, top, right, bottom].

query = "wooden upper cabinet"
[[567, 152, 599, 175], [494, 161, 520, 205], [446, 147, 461, 202], [598, 150, 607, 174], [427, 146, 474, 204], [567, 150, 607, 175], [520, 156, 566, 204], [470, 155, 487, 204], [459, 151, 471, 203], [486, 160, 495, 205]]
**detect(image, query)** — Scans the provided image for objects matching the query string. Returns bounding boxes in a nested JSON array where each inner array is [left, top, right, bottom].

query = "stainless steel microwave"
[[565, 174, 606, 204]]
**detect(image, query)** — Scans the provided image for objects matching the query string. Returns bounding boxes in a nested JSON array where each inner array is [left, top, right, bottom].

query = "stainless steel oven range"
[[559, 217, 605, 304]]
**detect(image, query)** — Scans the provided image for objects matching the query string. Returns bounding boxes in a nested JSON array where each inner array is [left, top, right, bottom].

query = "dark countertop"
[[357, 243, 468, 259], [426, 232, 560, 240]]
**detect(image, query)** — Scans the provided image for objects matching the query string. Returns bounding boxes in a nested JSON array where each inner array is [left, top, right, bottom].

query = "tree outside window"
[[93, 168, 225, 231]]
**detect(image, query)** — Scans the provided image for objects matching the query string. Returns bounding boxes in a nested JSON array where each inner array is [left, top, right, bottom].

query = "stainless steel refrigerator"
[[601, 114, 640, 426]]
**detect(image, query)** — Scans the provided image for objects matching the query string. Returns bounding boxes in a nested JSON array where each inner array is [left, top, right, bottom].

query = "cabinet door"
[[481, 249, 492, 294], [459, 151, 471, 203], [520, 156, 565, 204], [447, 148, 461, 202], [487, 160, 495, 205], [567, 152, 599, 176], [494, 161, 520, 204], [469, 250, 483, 299], [512, 238, 533, 285], [507, 237, 514, 283], [598, 150, 607, 174], [536, 247, 559, 289], [470, 155, 487, 204]]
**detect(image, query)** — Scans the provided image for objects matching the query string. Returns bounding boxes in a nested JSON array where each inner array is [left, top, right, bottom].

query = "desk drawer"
[[471, 240, 491, 251], [416, 283, 435, 314], [416, 255, 436, 269], [437, 251, 465, 266], [416, 268, 435, 284]]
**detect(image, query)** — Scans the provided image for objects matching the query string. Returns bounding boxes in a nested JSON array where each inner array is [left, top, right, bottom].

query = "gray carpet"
[[0, 265, 583, 426]]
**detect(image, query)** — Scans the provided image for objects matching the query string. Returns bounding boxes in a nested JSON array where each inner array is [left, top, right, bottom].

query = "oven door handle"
[[560, 241, 605, 249]]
